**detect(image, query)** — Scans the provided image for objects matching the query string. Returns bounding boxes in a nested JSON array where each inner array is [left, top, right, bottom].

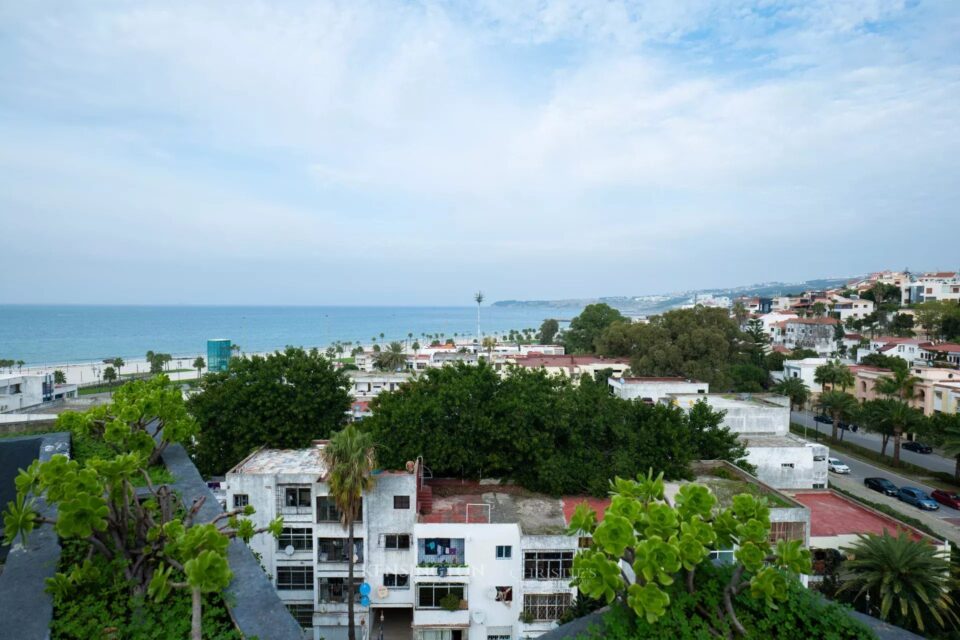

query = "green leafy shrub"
[[578, 563, 875, 639], [568, 470, 812, 636]]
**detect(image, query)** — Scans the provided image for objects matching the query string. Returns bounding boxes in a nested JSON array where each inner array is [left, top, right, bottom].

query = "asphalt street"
[[792, 410, 956, 475]]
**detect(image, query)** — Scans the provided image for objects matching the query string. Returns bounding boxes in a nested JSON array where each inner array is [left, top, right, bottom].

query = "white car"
[[828, 457, 850, 474]]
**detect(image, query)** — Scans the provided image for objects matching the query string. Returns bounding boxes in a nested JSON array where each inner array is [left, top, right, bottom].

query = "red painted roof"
[[788, 317, 840, 325], [792, 492, 924, 541], [515, 355, 629, 368], [922, 343, 960, 353]]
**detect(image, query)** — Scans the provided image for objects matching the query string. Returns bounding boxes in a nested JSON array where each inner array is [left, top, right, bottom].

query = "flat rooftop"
[[668, 393, 790, 409], [421, 466, 801, 531], [739, 433, 813, 448], [230, 444, 327, 476], [792, 491, 925, 541]]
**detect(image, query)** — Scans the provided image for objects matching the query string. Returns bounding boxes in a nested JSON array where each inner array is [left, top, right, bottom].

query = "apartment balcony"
[[414, 565, 470, 578]]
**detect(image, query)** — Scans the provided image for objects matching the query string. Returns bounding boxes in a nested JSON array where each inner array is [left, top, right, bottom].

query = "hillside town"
[[4, 270, 960, 640]]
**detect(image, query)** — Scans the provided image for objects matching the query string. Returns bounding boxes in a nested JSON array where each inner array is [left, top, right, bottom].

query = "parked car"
[[864, 477, 898, 496], [931, 490, 960, 510], [814, 414, 832, 424], [897, 486, 940, 510], [902, 441, 933, 454], [827, 458, 850, 474]]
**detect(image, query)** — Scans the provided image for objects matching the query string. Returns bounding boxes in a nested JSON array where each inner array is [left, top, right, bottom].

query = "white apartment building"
[[509, 355, 630, 382], [856, 337, 923, 365], [0, 373, 78, 413], [829, 296, 875, 321], [775, 357, 831, 394], [608, 376, 708, 404], [774, 318, 839, 356], [664, 394, 829, 490], [348, 371, 413, 399], [226, 445, 582, 640]]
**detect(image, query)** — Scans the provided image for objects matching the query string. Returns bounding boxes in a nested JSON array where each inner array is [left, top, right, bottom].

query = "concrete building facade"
[[608, 377, 708, 404]]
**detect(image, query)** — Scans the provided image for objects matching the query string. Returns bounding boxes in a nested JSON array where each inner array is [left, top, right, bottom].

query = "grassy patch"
[[0, 428, 56, 439], [789, 423, 960, 490]]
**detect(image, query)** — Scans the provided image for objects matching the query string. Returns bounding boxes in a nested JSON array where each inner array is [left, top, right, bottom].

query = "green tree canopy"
[[187, 347, 351, 475], [597, 307, 748, 390], [362, 362, 747, 496], [562, 303, 627, 353], [537, 318, 560, 344], [773, 377, 810, 411], [374, 341, 407, 371]]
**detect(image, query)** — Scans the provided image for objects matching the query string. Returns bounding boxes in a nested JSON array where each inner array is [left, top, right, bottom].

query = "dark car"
[[898, 486, 939, 510], [864, 477, 898, 496], [814, 414, 832, 424], [931, 490, 960, 510], [902, 441, 933, 454]]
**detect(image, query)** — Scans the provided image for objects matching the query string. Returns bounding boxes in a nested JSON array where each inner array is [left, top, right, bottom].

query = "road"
[[825, 452, 960, 526], [792, 410, 956, 476]]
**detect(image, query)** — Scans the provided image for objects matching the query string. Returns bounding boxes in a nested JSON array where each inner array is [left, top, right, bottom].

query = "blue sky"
[[1, 1, 958, 305]]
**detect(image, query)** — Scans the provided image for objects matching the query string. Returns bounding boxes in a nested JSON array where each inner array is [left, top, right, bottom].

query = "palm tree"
[[876, 367, 921, 403], [113, 357, 125, 379], [320, 425, 376, 640], [474, 291, 484, 339], [412, 341, 421, 358], [856, 399, 897, 457], [16, 359, 24, 373], [481, 336, 496, 359], [193, 356, 205, 380], [103, 366, 117, 385], [817, 390, 858, 440], [885, 401, 926, 466], [839, 532, 956, 633], [773, 377, 810, 412], [814, 360, 854, 392], [374, 341, 407, 371], [930, 413, 960, 480]]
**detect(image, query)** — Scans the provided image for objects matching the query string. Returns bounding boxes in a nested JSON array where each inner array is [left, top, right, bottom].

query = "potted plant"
[[439, 593, 461, 612], [519, 610, 535, 624]]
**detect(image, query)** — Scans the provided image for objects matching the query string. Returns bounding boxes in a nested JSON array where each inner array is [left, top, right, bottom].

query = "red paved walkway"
[[792, 492, 923, 541]]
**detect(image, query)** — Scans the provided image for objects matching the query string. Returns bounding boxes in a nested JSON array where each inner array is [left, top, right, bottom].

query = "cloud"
[[0, 0, 958, 303]]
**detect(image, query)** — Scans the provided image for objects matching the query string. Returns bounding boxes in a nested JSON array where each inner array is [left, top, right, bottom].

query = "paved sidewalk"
[[828, 473, 960, 546]]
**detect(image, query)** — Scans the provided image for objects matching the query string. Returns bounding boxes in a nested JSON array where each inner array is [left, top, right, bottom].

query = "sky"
[[1, 1, 958, 305]]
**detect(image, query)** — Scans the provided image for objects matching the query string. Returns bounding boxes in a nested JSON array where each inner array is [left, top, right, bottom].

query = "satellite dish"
[[486, 587, 498, 600], [471, 610, 485, 624], [284, 545, 295, 556]]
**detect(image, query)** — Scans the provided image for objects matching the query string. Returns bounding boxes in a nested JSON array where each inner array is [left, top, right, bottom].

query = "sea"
[[0, 305, 576, 366]]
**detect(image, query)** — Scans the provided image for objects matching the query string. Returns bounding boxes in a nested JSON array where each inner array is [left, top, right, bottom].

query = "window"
[[495, 586, 513, 602], [577, 537, 592, 549], [278, 528, 313, 551], [317, 577, 362, 603], [417, 583, 465, 609], [495, 545, 512, 559], [523, 551, 573, 580], [384, 573, 410, 589], [316, 496, 361, 522], [278, 486, 312, 515], [285, 603, 313, 628], [781, 463, 794, 469], [709, 548, 735, 565], [394, 495, 411, 509], [385, 534, 411, 549], [276, 566, 313, 590], [522, 593, 572, 622], [317, 538, 363, 563], [768, 521, 806, 543], [233, 494, 249, 508]]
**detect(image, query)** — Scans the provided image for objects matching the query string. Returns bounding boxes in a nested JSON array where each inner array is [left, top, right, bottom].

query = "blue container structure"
[[207, 339, 232, 373]]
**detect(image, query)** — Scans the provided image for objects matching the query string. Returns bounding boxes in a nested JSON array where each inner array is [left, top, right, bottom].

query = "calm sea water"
[[0, 305, 573, 365]]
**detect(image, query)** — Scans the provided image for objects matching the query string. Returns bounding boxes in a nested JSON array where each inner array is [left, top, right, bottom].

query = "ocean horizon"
[[0, 304, 574, 366]]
